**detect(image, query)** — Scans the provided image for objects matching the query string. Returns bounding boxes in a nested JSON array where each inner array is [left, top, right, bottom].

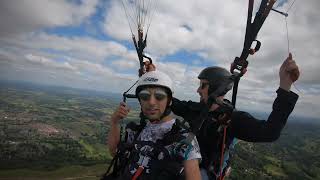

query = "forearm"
[[107, 118, 120, 156], [172, 97, 202, 119], [184, 159, 201, 180], [171, 97, 188, 117], [264, 87, 299, 139], [280, 81, 291, 91], [232, 88, 298, 142]]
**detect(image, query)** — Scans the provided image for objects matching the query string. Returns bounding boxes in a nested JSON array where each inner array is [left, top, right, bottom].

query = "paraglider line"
[[285, 17, 290, 54], [286, 0, 296, 13]]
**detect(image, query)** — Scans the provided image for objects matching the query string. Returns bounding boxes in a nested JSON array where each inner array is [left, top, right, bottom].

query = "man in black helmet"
[[197, 66, 233, 103], [146, 53, 299, 180]]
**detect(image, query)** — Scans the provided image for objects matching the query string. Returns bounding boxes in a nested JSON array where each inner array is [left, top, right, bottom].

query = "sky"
[[0, 0, 319, 120]]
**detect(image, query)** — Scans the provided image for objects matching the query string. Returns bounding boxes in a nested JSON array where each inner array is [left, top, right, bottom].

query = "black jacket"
[[171, 88, 299, 170]]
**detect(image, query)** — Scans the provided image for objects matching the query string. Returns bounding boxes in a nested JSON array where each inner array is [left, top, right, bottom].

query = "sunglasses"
[[200, 82, 209, 89], [138, 89, 168, 101]]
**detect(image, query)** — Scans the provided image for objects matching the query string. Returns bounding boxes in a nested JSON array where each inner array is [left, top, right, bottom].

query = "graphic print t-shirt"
[[139, 119, 201, 160]]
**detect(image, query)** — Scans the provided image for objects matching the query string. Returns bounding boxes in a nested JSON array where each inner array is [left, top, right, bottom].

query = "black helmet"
[[198, 66, 233, 96]]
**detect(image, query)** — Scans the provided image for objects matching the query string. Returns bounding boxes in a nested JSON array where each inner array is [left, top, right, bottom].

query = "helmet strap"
[[160, 106, 172, 119]]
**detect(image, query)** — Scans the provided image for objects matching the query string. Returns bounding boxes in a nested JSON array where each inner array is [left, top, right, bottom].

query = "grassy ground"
[[0, 164, 108, 180]]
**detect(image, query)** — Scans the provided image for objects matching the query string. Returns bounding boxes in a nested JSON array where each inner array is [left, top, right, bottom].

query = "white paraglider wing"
[[120, 0, 157, 40]]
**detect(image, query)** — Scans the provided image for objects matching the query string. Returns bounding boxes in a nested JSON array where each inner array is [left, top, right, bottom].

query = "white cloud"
[[111, 59, 137, 70], [25, 54, 77, 71], [1, 33, 128, 61], [0, 0, 320, 119], [0, 0, 99, 36], [104, 0, 246, 57]]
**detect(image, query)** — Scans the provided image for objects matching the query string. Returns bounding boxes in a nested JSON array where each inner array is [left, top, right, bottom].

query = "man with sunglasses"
[[145, 53, 299, 180], [107, 71, 202, 180]]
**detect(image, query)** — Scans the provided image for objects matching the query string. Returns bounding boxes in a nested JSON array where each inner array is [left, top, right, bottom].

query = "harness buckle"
[[230, 61, 247, 75]]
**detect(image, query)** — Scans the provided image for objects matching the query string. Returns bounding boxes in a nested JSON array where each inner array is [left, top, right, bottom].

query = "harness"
[[102, 119, 145, 179], [195, 107, 235, 179], [190, 2, 277, 179], [102, 119, 192, 180]]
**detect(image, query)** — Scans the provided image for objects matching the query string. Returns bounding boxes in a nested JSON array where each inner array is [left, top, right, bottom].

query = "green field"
[[1, 81, 320, 180], [0, 164, 107, 180]]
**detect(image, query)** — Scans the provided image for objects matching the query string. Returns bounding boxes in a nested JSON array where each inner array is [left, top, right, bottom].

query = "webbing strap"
[[132, 166, 144, 180], [231, 0, 276, 107]]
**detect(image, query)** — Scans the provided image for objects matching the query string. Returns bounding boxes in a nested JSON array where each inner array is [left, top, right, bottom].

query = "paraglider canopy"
[[120, 0, 158, 76], [121, 0, 157, 39]]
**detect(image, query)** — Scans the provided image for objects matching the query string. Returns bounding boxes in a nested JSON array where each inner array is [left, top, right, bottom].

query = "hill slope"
[[0, 81, 319, 180]]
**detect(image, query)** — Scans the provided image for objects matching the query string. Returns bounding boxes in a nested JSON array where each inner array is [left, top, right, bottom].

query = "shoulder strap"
[[159, 120, 188, 146], [102, 115, 147, 179]]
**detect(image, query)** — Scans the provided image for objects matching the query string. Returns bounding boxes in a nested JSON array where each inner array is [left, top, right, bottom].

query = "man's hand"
[[111, 102, 130, 125], [279, 53, 300, 91], [108, 102, 129, 156], [138, 61, 156, 76], [144, 61, 156, 72]]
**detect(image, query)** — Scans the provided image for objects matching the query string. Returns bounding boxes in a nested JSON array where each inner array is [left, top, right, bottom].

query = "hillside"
[[0, 81, 319, 180], [0, 81, 140, 170], [230, 122, 320, 180]]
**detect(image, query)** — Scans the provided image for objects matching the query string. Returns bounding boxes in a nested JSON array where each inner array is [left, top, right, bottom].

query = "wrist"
[[110, 114, 120, 126], [279, 81, 291, 92]]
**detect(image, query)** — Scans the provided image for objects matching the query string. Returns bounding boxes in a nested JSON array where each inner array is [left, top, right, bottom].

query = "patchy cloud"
[[0, 0, 99, 36], [0, 0, 319, 119]]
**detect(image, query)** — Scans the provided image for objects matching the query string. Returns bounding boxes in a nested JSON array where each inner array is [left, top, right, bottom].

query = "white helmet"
[[135, 71, 173, 96]]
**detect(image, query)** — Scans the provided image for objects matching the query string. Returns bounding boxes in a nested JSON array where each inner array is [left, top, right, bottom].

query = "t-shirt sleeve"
[[186, 136, 202, 161], [176, 134, 202, 161]]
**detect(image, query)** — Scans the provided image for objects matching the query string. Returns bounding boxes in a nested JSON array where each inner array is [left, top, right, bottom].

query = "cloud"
[[103, 0, 320, 86], [0, 33, 128, 61], [0, 0, 99, 37], [25, 54, 77, 71], [0, 0, 320, 119], [111, 59, 138, 70], [104, 0, 246, 57], [155, 61, 200, 99], [0, 52, 137, 93]]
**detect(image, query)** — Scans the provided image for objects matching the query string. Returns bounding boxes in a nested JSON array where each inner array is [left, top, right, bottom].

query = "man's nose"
[[148, 94, 157, 104], [197, 86, 201, 93]]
